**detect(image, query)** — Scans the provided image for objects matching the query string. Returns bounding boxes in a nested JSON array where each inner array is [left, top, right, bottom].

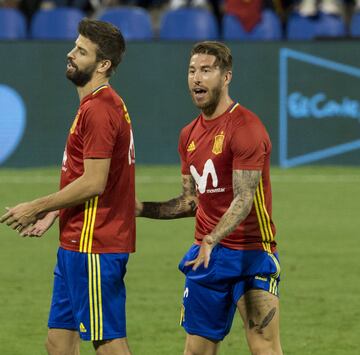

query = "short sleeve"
[[231, 121, 268, 171], [178, 129, 190, 175], [82, 104, 120, 159]]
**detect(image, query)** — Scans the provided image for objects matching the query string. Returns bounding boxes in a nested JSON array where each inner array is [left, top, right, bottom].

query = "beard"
[[66, 60, 98, 87], [191, 83, 222, 117]]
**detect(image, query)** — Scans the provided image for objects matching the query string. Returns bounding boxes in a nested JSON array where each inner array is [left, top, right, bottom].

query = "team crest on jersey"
[[212, 132, 225, 155], [187, 140, 196, 152], [70, 111, 80, 134]]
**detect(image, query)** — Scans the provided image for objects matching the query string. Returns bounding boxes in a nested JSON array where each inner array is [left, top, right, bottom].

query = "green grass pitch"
[[0, 165, 359, 354]]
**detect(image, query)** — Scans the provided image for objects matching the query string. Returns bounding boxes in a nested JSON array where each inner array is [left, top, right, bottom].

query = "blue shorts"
[[178, 244, 281, 341], [48, 247, 129, 341]]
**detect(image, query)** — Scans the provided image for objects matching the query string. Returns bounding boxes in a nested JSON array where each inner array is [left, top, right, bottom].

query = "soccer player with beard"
[[0, 19, 135, 355], [136, 42, 283, 355]]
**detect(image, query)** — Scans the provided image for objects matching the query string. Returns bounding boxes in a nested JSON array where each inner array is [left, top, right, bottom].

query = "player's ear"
[[223, 70, 232, 87], [97, 59, 112, 74]]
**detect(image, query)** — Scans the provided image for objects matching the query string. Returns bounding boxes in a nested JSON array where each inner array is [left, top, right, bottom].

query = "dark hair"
[[78, 18, 126, 77], [191, 41, 232, 72]]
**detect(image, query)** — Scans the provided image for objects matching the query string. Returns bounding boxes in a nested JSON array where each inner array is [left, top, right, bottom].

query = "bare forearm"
[[140, 196, 197, 219], [209, 195, 253, 242], [209, 170, 261, 243], [30, 175, 101, 215]]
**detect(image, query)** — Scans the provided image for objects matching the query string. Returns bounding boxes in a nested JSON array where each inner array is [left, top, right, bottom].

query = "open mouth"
[[67, 60, 77, 71], [193, 87, 207, 98]]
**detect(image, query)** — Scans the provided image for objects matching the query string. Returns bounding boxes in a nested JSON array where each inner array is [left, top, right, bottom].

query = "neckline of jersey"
[[200, 101, 238, 126], [80, 84, 110, 105]]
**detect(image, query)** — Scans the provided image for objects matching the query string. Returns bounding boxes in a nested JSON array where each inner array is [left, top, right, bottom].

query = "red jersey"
[[178, 102, 276, 252], [59, 85, 135, 254]]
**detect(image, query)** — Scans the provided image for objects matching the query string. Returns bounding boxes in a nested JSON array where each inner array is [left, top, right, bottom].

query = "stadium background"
[[0, 39, 359, 353], [1, 41, 360, 167]]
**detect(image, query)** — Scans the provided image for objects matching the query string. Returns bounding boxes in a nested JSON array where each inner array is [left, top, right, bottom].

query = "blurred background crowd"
[[0, 0, 360, 40]]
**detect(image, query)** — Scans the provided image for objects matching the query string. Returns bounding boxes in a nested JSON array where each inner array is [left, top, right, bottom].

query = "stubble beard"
[[192, 84, 222, 117], [66, 62, 98, 87]]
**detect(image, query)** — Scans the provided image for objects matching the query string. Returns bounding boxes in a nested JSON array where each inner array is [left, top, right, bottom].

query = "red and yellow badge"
[[70, 111, 80, 134], [212, 131, 225, 155]]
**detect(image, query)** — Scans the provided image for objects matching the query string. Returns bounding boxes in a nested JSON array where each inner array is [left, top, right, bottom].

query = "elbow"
[[87, 181, 106, 197]]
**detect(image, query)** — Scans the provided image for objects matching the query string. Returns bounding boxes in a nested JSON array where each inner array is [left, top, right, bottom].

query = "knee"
[[93, 339, 131, 355], [184, 345, 215, 355], [250, 350, 282, 355], [45, 333, 61, 355], [45, 333, 78, 355], [183, 344, 203, 355], [184, 350, 200, 355], [247, 332, 282, 355], [248, 340, 282, 355]]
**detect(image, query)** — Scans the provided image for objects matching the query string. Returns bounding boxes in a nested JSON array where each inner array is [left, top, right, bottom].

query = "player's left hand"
[[20, 211, 58, 237], [185, 235, 217, 271], [0, 202, 40, 233]]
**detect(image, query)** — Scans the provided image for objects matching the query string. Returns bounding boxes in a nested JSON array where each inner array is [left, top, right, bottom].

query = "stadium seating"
[[350, 12, 360, 37], [159, 8, 219, 40], [287, 12, 346, 40], [98, 7, 153, 40], [30, 7, 85, 40], [0, 8, 27, 40], [223, 10, 282, 40]]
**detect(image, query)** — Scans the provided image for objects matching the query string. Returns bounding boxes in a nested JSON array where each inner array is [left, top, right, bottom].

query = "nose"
[[193, 71, 202, 84], [67, 48, 75, 60]]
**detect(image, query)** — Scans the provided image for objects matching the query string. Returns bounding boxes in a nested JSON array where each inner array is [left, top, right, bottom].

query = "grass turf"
[[0, 165, 359, 354]]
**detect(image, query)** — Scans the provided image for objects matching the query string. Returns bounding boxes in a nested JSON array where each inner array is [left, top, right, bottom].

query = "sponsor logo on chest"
[[188, 132, 227, 194]]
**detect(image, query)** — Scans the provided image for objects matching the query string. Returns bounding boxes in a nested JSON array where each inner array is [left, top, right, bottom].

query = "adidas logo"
[[254, 275, 267, 282], [187, 141, 196, 152], [79, 322, 87, 333]]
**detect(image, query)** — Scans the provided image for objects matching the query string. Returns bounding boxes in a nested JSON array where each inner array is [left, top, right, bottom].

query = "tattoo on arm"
[[140, 175, 198, 219], [210, 170, 261, 243]]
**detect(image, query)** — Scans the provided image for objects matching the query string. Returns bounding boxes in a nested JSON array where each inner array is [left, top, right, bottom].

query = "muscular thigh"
[[237, 289, 280, 339]]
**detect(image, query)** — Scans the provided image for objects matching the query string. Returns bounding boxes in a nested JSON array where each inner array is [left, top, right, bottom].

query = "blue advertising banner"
[[0, 41, 359, 167], [279, 48, 360, 167]]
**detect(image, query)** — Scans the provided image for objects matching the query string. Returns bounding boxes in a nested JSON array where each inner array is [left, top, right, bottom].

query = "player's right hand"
[[20, 211, 58, 237]]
